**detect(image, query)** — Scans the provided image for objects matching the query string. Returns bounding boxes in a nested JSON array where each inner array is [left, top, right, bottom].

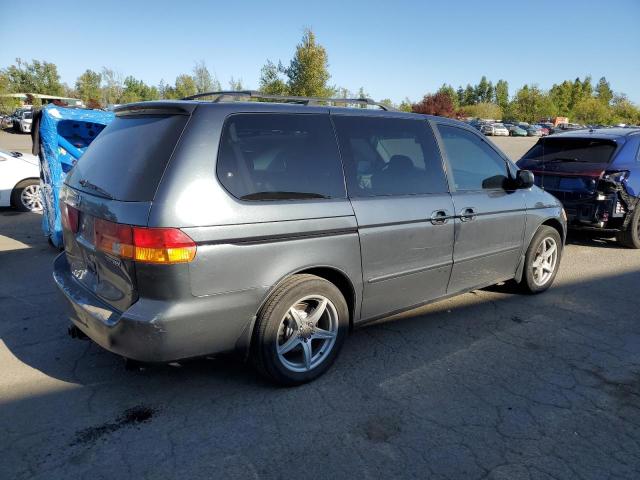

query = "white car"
[[492, 123, 510, 136], [0, 150, 42, 212], [16, 110, 33, 133]]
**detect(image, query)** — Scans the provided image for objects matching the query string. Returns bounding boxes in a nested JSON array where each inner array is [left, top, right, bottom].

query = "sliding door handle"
[[430, 210, 450, 225], [459, 207, 477, 222]]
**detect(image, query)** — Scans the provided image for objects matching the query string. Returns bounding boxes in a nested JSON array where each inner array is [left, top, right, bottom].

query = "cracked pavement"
[[1, 209, 639, 479], [0, 130, 638, 480]]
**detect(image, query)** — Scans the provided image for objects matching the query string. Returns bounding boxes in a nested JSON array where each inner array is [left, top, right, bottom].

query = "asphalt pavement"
[[1, 129, 639, 479]]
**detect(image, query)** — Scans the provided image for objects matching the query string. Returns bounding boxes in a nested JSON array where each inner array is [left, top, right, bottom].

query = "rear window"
[[66, 114, 188, 201], [216, 113, 345, 200], [520, 138, 617, 166]]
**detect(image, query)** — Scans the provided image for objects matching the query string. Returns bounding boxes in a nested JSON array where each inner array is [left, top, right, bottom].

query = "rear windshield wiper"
[[78, 179, 113, 199], [240, 191, 330, 200]]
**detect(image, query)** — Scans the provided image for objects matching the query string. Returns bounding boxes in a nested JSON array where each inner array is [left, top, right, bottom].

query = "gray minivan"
[[53, 93, 566, 385]]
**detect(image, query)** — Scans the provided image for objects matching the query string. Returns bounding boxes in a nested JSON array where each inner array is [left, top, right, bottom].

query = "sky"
[[1, 0, 639, 104]]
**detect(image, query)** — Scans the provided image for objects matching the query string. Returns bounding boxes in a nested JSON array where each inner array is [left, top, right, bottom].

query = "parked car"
[[54, 95, 566, 385], [491, 123, 509, 136], [526, 125, 543, 137], [480, 124, 495, 135], [0, 149, 42, 212], [534, 125, 550, 136], [510, 126, 528, 137], [16, 110, 33, 133], [518, 127, 640, 248]]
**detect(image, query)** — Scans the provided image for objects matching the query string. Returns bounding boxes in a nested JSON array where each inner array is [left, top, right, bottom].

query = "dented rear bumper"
[[53, 253, 263, 362]]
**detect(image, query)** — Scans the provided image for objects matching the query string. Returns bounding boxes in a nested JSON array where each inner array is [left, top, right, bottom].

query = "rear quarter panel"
[[150, 104, 363, 320]]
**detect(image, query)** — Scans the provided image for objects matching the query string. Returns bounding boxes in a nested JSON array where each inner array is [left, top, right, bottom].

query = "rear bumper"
[[551, 192, 626, 231], [53, 253, 264, 362]]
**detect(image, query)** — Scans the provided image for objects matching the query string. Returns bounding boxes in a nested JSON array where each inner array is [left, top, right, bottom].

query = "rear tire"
[[518, 226, 562, 294], [252, 274, 348, 386], [11, 179, 42, 212], [616, 207, 640, 249]]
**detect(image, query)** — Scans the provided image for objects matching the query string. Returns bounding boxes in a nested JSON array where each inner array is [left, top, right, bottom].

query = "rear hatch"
[[518, 136, 618, 202], [61, 104, 193, 311]]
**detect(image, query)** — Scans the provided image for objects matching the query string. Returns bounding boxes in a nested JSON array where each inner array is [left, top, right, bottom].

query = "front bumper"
[[53, 253, 263, 362]]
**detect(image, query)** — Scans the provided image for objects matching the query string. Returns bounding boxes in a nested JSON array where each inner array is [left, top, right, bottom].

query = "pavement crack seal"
[[69, 405, 157, 447]]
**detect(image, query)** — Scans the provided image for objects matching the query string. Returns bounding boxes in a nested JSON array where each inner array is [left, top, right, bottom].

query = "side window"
[[216, 113, 346, 200], [437, 124, 508, 191], [332, 115, 448, 196]]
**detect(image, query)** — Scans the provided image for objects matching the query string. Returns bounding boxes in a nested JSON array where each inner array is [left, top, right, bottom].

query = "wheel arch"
[[258, 265, 357, 329], [238, 265, 359, 360], [540, 217, 565, 245], [10, 177, 40, 207]]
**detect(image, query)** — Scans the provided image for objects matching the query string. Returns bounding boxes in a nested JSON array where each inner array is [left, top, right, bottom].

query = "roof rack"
[[181, 90, 397, 111]]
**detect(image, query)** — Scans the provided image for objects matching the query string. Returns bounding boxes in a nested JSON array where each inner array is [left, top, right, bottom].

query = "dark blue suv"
[[518, 128, 640, 248]]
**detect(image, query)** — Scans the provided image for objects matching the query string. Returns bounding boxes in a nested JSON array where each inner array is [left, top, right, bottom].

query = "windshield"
[[494, 124, 505, 128], [520, 138, 617, 165]]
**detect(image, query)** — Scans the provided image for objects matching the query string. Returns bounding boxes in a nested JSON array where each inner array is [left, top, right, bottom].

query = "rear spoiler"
[[114, 102, 196, 117]]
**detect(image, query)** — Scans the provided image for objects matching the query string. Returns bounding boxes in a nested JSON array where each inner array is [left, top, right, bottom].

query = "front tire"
[[518, 226, 562, 294], [616, 207, 640, 249], [252, 274, 349, 386], [11, 179, 42, 212]]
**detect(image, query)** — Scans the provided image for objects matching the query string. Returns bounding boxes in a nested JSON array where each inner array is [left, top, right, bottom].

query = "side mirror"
[[516, 170, 534, 189]]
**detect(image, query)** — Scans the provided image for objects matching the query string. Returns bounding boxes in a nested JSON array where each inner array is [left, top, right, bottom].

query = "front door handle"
[[430, 210, 450, 225], [459, 207, 477, 222]]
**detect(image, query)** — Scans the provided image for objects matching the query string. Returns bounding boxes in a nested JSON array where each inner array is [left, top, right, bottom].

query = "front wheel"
[[518, 226, 562, 294], [252, 274, 348, 386]]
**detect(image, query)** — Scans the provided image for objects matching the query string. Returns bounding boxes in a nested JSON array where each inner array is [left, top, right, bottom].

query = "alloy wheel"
[[276, 295, 339, 373], [531, 236, 558, 286], [20, 184, 42, 212]]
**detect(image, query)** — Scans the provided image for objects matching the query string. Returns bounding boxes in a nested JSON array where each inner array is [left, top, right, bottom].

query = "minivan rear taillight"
[[61, 202, 79, 233], [93, 218, 196, 264]]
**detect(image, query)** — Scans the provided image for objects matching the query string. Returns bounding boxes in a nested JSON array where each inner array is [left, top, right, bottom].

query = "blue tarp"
[[39, 105, 114, 247]]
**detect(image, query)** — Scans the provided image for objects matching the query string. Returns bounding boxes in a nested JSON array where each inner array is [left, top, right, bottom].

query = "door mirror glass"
[[516, 169, 534, 189]]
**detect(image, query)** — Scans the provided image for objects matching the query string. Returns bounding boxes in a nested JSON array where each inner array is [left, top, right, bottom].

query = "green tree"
[[3, 58, 64, 95], [398, 97, 413, 112], [75, 69, 102, 106], [258, 60, 288, 95], [228, 77, 244, 91], [173, 74, 197, 98], [581, 75, 593, 98], [595, 76, 613, 105], [572, 97, 610, 124], [475, 76, 490, 104], [494, 79, 509, 111], [462, 84, 477, 106], [193, 61, 220, 93], [549, 80, 573, 115], [284, 28, 333, 97], [486, 80, 494, 103], [510, 85, 555, 123], [437, 83, 459, 109], [610, 94, 640, 125], [570, 77, 585, 111], [101, 67, 123, 105], [456, 86, 464, 106], [121, 76, 159, 103], [461, 102, 502, 120]]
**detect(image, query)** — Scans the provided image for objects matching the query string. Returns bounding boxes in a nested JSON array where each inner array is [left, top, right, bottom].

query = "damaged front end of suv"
[[517, 129, 640, 248]]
